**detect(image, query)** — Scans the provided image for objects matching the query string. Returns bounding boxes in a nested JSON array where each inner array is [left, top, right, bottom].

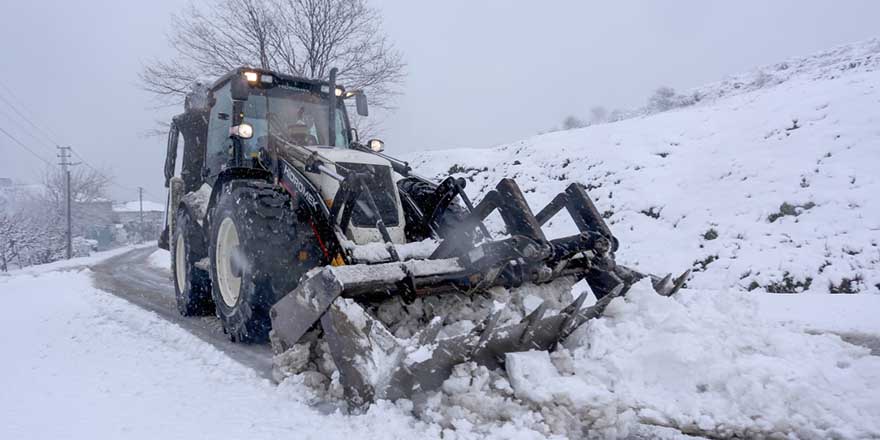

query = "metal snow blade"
[[315, 281, 635, 406]]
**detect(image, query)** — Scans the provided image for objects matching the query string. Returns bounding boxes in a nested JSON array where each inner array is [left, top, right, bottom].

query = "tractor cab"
[[163, 68, 369, 189], [159, 67, 390, 250]]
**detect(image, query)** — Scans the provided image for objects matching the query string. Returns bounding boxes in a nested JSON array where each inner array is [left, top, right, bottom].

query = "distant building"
[[75, 199, 116, 249], [113, 200, 165, 244]]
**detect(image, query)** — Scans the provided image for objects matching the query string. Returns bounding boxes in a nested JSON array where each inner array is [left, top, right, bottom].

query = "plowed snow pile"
[[410, 282, 880, 438], [398, 38, 880, 437]]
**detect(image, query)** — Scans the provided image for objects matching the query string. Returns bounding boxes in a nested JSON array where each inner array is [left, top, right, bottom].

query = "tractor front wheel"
[[209, 181, 304, 343]]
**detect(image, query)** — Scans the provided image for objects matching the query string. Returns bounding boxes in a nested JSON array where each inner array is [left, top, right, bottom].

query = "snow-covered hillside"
[[408, 39, 880, 295]]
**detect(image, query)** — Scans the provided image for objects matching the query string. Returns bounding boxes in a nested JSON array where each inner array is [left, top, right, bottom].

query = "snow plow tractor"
[[159, 67, 688, 407]]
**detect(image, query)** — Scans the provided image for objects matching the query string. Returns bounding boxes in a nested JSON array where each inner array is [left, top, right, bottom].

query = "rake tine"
[[416, 317, 444, 345], [472, 309, 502, 354], [518, 301, 549, 348], [558, 283, 625, 341], [667, 270, 690, 296], [558, 291, 591, 338], [608, 282, 625, 298], [652, 273, 673, 296]]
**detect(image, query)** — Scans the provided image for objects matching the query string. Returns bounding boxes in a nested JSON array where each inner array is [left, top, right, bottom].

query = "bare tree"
[[141, 0, 405, 109], [41, 167, 112, 210], [41, 167, 113, 239]]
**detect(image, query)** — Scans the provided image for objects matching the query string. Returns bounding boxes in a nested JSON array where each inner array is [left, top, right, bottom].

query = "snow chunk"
[[182, 183, 212, 225]]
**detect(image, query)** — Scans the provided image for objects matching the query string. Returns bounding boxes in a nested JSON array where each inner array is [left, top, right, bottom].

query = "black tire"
[[171, 209, 214, 316], [397, 177, 472, 242], [208, 180, 311, 343]]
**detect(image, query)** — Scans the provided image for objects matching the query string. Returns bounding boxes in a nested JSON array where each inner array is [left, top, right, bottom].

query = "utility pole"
[[57, 146, 79, 259], [138, 187, 144, 244]]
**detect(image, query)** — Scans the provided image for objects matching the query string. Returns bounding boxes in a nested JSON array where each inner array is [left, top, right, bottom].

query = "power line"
[[68, 147, 139, 193], [0, 106, 57, 153], [0, 84, 61, 149], [0, 78, 161, 201], [0, 125, 54, 166]]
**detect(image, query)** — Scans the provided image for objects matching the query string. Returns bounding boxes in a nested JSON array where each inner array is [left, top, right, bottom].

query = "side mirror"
[[367, 139, 384, 152], [355, 93, 369, 117]]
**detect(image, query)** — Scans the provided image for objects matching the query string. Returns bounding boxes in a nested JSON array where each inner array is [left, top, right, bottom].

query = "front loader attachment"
[[270, 178, 688, 407]]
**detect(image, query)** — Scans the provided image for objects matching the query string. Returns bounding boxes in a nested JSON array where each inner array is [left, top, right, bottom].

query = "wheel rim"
[[216, 217, 242, 307], [175, 232, 187, 293]]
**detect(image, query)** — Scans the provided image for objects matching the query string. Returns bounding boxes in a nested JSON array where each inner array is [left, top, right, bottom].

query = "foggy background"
[[1, 0, 878, 203]]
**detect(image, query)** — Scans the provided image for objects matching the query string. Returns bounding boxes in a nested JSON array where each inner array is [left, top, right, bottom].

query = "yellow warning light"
[[243, 71, 259, 83], [331, 255, 345, 266]]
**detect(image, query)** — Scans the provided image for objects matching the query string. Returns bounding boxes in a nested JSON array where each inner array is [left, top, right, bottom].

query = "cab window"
[[206, 83, 232, 176]]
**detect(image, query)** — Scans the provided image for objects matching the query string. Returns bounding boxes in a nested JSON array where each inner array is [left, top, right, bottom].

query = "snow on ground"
[[113, 200, 165, 212], [148, 248, 170, 272], [412, 283, 880, 439], [0, 266, 546, 440], [560, 282, 880, 438], [407, 39, 880, 295], [754, 292, 880, 335]]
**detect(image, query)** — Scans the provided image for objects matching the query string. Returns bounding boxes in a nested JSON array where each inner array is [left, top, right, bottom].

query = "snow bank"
[[148, 248, 170, 272], [754, 292, 880, 335], [414, 282, 880, 439], [113, 200, 165, 213], [1, 243, 154, 277], [407, 39, 880, 295], [558, 281, 880, 438]]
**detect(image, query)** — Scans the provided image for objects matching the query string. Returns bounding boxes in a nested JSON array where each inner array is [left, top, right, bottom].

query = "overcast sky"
[[1, 0, 878, 202]]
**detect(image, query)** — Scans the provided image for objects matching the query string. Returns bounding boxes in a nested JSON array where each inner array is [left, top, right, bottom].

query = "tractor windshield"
[[240, 86, 349, 154]]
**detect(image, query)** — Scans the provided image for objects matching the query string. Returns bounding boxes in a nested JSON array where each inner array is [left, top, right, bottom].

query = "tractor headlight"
[[335, 87, 344, 97], [243, 71, 259, 83], [368, 139, 384, 152], [231, 123, 254, 139]]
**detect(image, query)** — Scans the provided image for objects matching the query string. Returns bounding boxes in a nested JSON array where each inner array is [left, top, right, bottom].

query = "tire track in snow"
[[90, 246, 275, 380]]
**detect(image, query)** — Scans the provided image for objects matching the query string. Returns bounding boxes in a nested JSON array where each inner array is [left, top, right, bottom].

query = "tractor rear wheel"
[[172, 208, 214, 316], [209, 181, 307, 343]]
